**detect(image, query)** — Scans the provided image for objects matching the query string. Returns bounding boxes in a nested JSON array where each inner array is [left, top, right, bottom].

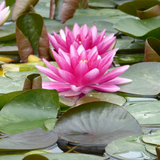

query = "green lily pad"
[[0, 23, 16, 42], [76, 90, 126, 106], [88, 0, 116, 8], [54, 101, 142, 145], [0, 91, 22, 110], [105, 135, 157, 159], [44, 119, 57, 131], [0, 128, 58, 152], [114, 16, 160, 40], [0, 89, 59, 134], [145, 144, 157, 156], [0, 153, 106, 160], [142, 130, 160, 145], [119, 62, 160, 96], [126, 101, 160, 126]]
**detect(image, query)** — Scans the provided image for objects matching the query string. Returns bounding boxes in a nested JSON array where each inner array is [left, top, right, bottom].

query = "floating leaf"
[[76, 90, 126, 106], [0, 91, 22, 110], [22, 74, 42, 92], [126, 101, 160, 126], [105, 135, 157, 160], [12, 0, 39, 21], [145, 37, 160, 62], [142, 130, 160, 145], [0, 89, 59, 134], [54, 101, 142, 145], [88, 0, 116, 8], [44, 118, 57, 131], [114, 16, 160, 40], [0, 128, 58, 152], [145, 144, 157, 156], [119, 62, 160, 96], [0, 23, 15, 42], [0, 153, 106, 160], [16, 13, 50, 62]]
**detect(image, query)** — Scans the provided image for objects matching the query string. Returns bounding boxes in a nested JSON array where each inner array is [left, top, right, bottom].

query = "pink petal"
[[58, 48, 70, 64], [79, 50, 87, 61], [90, 25, 97, 44], [80, 24, 88, 40], [60, 29, 66, 41], [87, 46, 98, 62], [92, 29, 106, 47], [42, 81, 70, 91], [58, 69, 77, 85], [97, 65, 130, 84], [52, 31, 67, 48], [73, 23, 80, 39], [0, 1, 5, 11], [81, 87, 93, 94], [74, 61, 89, 84], [70, 45, 79, 58], [91, 84, 120, 92], [43, 58, 59, 75], [103, 77, 132, 85], [36, 65, 65, 83], [66, 31, 74, 49], [71, 85, 85, 92], [48, 33, 68, 52], [81, 35, 92, 50], [77, 45, 85, 55], [82, 68, 99, 85], [70, 57, 79, 70]]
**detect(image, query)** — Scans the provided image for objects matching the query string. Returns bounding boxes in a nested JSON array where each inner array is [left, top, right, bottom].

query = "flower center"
[[80, 60, 87, 63], [79, 41, 82, 44]]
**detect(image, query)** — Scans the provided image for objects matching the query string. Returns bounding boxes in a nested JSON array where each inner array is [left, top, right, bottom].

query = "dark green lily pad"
[[105, 135, 157, 160], [119, 62, 160, 96], [126, 101, 160, 126], [0, 89, 59, 134], [0, 153, 106, 160], [0, 128, 58, 152], [54, 101, 142, 145], [88, 0, 116, 8], [114, 16, 160, 40]]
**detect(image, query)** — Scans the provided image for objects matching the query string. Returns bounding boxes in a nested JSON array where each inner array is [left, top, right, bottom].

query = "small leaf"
[[22, 154, 49, 160], [12, 0, 39, 21], [23, 74, 42, 92], [145, 37, 160, 62]]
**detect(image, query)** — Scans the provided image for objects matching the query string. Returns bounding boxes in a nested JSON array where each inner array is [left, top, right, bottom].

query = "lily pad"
[[105, 135, 157, 160], [44, 119, 57, 131], [119, 62, 160, 96], [76, 90, 126, 106], [54, 101, 142, 145], [0, 128, 58, 152], [0, 23, 16, 42], [114, 16, 160, 40], [88, 0, 116, 8], [0, 153, 106, 160], [145, 144, 157, 156], [126, 101, 160, 126], [142, 130, 160, 145], [0, 89, 59, 134]]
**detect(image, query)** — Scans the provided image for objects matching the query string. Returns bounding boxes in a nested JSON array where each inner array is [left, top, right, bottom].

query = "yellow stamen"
[[79, 41, 81, 44], [80, 60, 87, 63]]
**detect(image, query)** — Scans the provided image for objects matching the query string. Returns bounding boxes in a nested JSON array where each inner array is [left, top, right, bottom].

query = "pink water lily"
[[0, 1, 10, 26], [36, 45, 131, 97], [48, 23, 116, 57]]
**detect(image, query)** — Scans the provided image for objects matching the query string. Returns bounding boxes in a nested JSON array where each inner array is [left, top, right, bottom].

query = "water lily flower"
[[36, 45, 131, 97], [48, 23, 116, 57], [0, 1, 10, 26]]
